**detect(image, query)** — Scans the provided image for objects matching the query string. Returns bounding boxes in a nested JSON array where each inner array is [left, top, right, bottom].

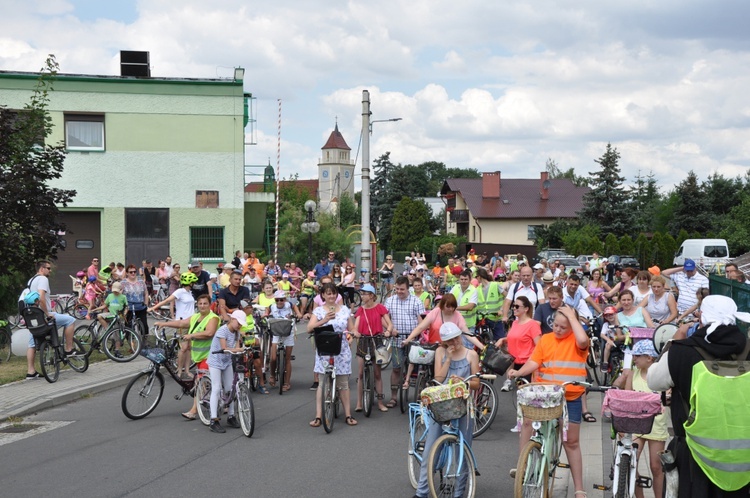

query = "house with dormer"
[[440, 171, 589, 248]]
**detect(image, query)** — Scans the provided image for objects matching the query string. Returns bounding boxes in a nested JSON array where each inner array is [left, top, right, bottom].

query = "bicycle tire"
[[71, 303, 88, 320], [547, 421, 562, 497], [322, 372, 335, 433], [414, 370, 428, 404], [277, 347, 286, 395], [363, 362, 374, 417], [121, 370, 165, 420], [0, 326, 11, 362], [427, 434, 476, 498], [195, 375, 212, 426], [73, 324, 96, 355], [514, 440, 547, 498], [350, 290, 362, 311], [587, 338, 603, 386], [615, 453, 630, 498], [472, 379, 498, 438], [39, 340, 60, 383], [236, 383, 255, 437], [407, 413, 427, 489], [399, 369, 409, 414], [102, 327, 142, 362], [66, 338, 89, 373]]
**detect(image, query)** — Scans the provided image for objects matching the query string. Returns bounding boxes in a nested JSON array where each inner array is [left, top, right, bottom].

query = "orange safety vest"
[[530, 331, 588, 400]]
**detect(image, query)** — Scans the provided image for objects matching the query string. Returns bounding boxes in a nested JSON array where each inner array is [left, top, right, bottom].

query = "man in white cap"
[[648, 295, 750, 497], [218, 263, 235, 288], [532, 263, 545, 286], [206, 309, 247, 433]]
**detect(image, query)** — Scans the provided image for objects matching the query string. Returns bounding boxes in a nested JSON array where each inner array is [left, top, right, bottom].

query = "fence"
[[709, 274, 750, 332]]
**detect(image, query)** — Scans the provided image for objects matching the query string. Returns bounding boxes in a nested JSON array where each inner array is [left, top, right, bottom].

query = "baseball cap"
[[683, 259, 696, 271], [360, 284, 376, 294], [648, 265, 661, 276], [273, 290, 286, 299], [632, 340, 658, 358], [229, 310, 247, 324], [111, 282, 122, 292], [604, 306, 617, 316], [439, 323, 462, 342], [190, 260, 201, 268], [533, 263, 544, 270], [209, 273, 217, 279], [223, 263, 236, 270]]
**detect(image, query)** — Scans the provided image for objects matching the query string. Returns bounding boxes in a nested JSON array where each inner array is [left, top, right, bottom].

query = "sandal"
[[582, 411, 597, 423], [181, 412, 196, 420], [309, 417, 322, 427], [378, 406, 389, 412], [385, 399, 398, 408], [282, 384, 291, 392], [269, 376, 277, 387], [574, 492, 587, 497], [345, 416, 358, 426], [355, 407, 363, 412]]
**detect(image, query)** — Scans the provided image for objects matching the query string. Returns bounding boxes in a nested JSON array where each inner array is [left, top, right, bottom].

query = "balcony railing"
[[450, 209, 470, 223]]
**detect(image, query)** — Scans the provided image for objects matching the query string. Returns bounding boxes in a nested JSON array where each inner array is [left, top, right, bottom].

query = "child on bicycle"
[[84, 275, 105, 318], [268, 290, 297, 391], [599, 305, 626, 373], [414, 322, 480, 498], [206, 309, 246, 433], [507, 305, 589, 498]]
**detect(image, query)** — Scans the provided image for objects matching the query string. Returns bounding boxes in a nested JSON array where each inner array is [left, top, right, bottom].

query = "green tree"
[[579, 143, 632, 235], [534, 219, 580, 250], [0, 55, 75, 316], [718, 194, 750, 255], [604, 233, 620, 256], [650, 232, 665, 268], [663, 234, 677, 269], [390, 197, 432, 251], [619, 235, 635, 255], [703, 173, 743, 228], [630, 170, 661, 233], [430, 207, 446, 234], [370, 152, 399, 251], [276, 205, 353, 269], [546, 158, 589, 187], [669, 171, 711, 235], [675, 229, 690, 248], [422, 161, 481, 196], [633, 233, 651, 269], [337, 192, 359, 229], [417, 234, 466, 264]]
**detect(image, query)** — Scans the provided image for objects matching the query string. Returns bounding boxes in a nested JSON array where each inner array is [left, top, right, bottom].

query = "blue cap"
[[360, 267, 368, 272], [360, 284, 376, 294], [683, 259, 696, 271]]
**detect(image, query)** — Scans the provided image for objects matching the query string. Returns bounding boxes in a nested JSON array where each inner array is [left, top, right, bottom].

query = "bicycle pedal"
[[557, 462, 570, 469], [636, 476, 652, 488], [592, 484, 610, 491]]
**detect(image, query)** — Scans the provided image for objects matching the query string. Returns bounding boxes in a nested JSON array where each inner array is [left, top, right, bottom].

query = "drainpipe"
[[474, 217, 483, 243]]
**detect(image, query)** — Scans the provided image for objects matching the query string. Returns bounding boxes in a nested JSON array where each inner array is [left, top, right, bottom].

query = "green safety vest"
[[452, 285, 477, 328], [684, 359, 750, 491], [477, 282, 504, 320], [188, 311, 219, 363]]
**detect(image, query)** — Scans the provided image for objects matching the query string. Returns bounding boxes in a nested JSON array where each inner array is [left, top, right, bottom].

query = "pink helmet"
[[76, 271, 85, 278]]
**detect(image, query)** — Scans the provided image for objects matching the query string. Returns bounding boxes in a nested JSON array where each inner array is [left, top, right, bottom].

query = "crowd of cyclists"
[[16, 247, 750, 497]]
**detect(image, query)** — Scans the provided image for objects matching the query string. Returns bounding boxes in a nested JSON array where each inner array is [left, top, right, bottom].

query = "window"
[[190, 227, 224, 260], [195, 191, 219, 208], [75, 240, 95, 249], [704, 245, 728, 258], [528, 225, 543, 240], [65, 113, 104, 151]]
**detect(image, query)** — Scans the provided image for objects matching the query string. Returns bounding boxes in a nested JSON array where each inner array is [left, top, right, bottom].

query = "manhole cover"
[[0, 424, 41, 433]]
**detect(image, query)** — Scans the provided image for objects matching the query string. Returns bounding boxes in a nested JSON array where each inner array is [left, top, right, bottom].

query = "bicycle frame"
[[611, 431, 639, 498], [523, 418, 560, 489]]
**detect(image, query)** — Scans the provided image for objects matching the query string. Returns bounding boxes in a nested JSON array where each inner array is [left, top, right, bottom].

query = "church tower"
[[318, 123, 354, 214]]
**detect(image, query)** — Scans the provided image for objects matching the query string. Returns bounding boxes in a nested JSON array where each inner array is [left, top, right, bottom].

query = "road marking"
[[0, 421, 73, 447]]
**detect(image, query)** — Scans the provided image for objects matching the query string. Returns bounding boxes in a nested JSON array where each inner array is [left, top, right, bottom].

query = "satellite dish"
[[543, 179, 552, 189]]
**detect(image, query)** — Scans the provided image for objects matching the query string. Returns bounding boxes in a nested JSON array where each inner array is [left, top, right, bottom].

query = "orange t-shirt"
[[529, 331, 588, 401]]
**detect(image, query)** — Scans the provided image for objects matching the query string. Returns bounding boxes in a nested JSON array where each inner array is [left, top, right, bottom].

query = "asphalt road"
[[0, 327, 523, 497]]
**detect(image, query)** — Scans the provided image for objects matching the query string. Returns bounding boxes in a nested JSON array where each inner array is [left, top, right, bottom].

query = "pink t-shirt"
[[355, 304, 389, 336], [422, 307, 467, 344], [507, 318, 542, 364]]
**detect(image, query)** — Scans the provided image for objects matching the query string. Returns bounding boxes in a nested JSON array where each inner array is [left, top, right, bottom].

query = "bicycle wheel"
[[399, 368, 409, 414], [546, 422, 562, 497], [39, 340, 60, 383], [236, 383, 255, 437], [514, 440, 547, 498], [407, 413, 427, 489], [73, 324, 96, 355], [350, 290, 362, 311], [277, 347, 286, 395], [414, 370, 428, 404], [66, 338, 89, 373], [427, 434, 476, 498], [121, 370, 165, 419], [586, 339, 603, 386], [363, 362, 374, 417], [615, 453, 631, 498], [70, 303, 88, 320], [195, 375, 212, 426], [322, 372, 335, 433], [472, 379, 498, 438], [0, 326, 11, 362], [102, 327, 142, 362]]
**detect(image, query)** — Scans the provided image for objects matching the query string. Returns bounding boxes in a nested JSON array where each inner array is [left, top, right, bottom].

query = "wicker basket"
[[421, 381, 470, 423], [517, 383, 565, 421], [612, 414, 656, 435]]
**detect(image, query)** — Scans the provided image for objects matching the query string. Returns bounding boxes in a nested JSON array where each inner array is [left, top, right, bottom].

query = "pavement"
[[1, 348, 655, 497]]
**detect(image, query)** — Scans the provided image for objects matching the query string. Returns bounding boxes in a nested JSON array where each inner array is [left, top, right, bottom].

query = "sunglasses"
[[127, 271, 136, 274], [275, 298, 286, 302], [513, 304, 523, 309], [45, 266, 52, 270]]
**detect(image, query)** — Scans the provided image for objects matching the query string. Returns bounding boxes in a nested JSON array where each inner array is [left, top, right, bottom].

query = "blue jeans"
[[486, 318, 506, 340], [416, 413, 474, 497]]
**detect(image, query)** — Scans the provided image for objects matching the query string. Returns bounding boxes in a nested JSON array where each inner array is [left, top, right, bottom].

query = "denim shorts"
[[566, 396, 583, 424], [391, 345, 407, 370]]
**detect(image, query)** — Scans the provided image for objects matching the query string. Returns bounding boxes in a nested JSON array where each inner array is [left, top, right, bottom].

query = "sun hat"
[[439, 322, 462, 342], [229, 310, 247, 325], [542, 271, 554, 282], [223, 263, 236, 270], [273, 290, 286, 299], [632, 340, 658, 358], [360, 284, 376, 294]]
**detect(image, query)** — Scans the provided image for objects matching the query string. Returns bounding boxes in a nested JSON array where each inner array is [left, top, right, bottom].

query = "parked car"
[[535, 248, 570, 264], [606, 255, 640, 271], [558, 257, 584, 275]]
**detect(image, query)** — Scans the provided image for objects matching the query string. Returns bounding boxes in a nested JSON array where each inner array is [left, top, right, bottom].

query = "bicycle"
[[252, 305, 272, 381], [357, 335, 389, 417], [378, 270, 394, 302], [471, 362, 499, 438], [21, 307, 88, 383], [584, 315, 604, 385], [147, 283, 172, 320], [311, 326, 343, 434], [591, 386, 663, 498], [513, 380, 589, 498], [73, 312, 142, 362], [49, 293, 75, 315], [0, 320, 12, 363], [267, 317, 296, 395], [409, 344, 438, 404], [340, 286, 362, 311]]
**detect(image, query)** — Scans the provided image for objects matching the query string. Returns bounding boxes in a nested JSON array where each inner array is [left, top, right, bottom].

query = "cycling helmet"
[[360, 267, 368, 273], [76, 271, 85, 278], [180, 272, 199, 285], [88, 275, 97, 282], [24, 291, 40, 305]]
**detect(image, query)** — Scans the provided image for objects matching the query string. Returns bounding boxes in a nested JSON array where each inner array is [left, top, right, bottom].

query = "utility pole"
[[361, 90, 372, 280]]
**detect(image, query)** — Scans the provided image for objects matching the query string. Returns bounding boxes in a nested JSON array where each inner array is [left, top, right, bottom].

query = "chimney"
[[540, 171, 549, 200], [482, 171, 501, 198]]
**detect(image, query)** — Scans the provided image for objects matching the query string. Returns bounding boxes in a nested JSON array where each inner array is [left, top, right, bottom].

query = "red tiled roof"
[[245, 179, 319, 197], [322, 124, 351, 151], [441, 177, 589, 219]]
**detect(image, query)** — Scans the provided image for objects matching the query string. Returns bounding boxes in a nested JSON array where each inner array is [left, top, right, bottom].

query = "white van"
[[673, 239, 730, 269]]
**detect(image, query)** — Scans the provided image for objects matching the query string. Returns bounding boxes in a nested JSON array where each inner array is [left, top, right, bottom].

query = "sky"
[[2, 0, 750, 192]]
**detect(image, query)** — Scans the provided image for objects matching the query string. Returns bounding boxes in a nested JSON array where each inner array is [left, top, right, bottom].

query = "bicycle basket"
[[421, 381, 469, 423], [140, 347, 167, 364], [628, 327, 654, 346], [267, 318, 294, 337], [375, 339, 392, 365], [313, 326, 342, 356], [408, 343, 438, 365], [602, 390, 661, 434], [517, 383, 565, 421], [482, 343, 515, 375]]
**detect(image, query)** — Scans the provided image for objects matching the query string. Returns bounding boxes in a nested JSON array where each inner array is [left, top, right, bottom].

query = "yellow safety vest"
[[188, 311, 219, 363], [477, 282, 504, 320], [452, 285, 477, 328], [685, 360, 750, 491]]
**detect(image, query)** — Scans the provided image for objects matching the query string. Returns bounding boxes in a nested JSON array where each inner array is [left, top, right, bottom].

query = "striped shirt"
[[385, 294, 425, 347], [671, 271, 709, 314]]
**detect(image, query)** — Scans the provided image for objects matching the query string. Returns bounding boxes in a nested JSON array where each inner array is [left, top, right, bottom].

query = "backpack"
[[510, 281, 539, 304], [17, 275, 40, 316], [682, 340, 750, 491]]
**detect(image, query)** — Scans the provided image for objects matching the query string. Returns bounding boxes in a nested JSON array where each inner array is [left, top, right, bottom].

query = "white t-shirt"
[[173, 288, 196, 319], [28, 274, 52, 312], [631, 286, 652, 304]]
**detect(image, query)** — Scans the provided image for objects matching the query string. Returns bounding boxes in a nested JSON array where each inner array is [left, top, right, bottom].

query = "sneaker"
[[209, 420, 226, 433], [226, 416, 241, 429], [510, 425, 520, 433], [500, 379, 512, 392], [25, 372, 41, 380], [600, 362, 609, 373], [509, 468, 516, 478], [113, 350, 124, 359], [64, 349, 81, 357], [310, 381, 319, 391], [258, 385, 270, 395]]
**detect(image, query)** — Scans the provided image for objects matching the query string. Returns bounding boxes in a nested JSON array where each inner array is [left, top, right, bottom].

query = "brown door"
[[50, 211, 101, 294]]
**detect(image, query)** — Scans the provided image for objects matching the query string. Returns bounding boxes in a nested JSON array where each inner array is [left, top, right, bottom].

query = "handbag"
[[482, 343, 515, 375]]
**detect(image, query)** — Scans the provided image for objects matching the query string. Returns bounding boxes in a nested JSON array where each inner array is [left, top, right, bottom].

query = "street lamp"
[[300, 199, 320, 270], [361, 89, 401, 282]]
